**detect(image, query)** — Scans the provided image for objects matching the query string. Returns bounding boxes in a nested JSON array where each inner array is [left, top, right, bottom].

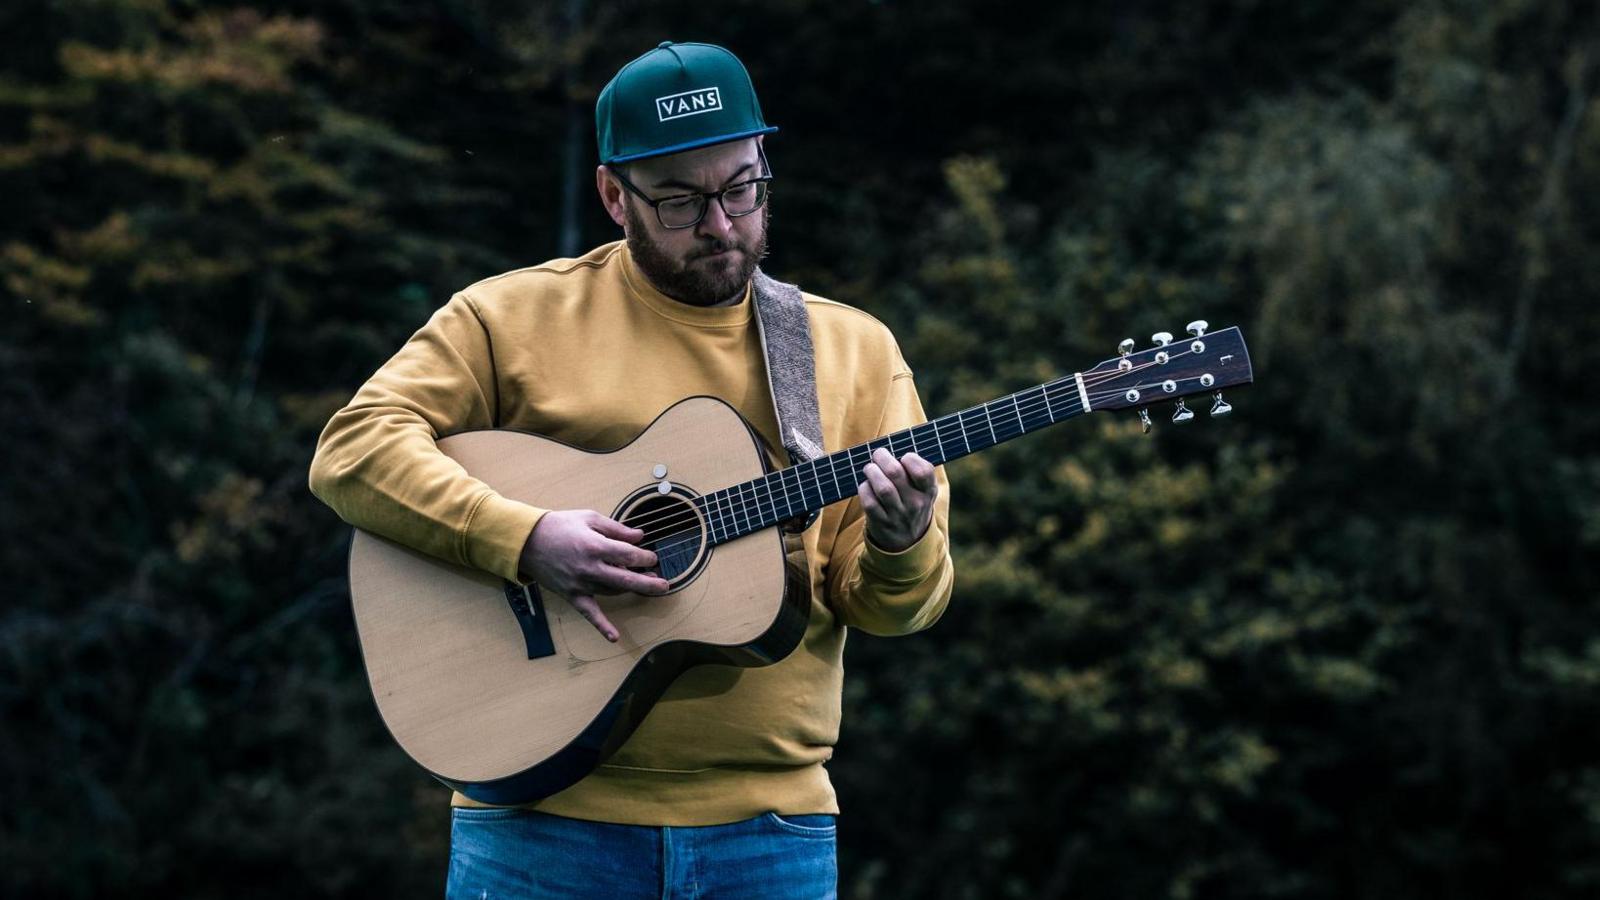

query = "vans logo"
[[656, 87, 722, 122]]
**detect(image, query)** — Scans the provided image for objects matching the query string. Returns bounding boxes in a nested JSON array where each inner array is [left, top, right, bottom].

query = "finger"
[[568, 594, 620, 642], [857, 477, 880, 517], [872, 447, 908, 487], [858, 480, 900, 548], [597, 536, 658, 569], [589, 514, 645, 544], [589, 564, 672, 596], [901, 452, 938, 492], [862, 461, 907, 516]]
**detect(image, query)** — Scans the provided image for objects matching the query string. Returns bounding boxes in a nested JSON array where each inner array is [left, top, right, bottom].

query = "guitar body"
[[348, 396, 809, 805]]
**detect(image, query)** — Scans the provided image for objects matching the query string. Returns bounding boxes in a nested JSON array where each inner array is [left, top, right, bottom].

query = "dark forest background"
[[4, 0, 1600, 896]]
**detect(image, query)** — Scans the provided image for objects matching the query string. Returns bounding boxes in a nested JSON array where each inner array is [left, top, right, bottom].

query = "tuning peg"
[[1151, 331, 1173, 347], [1210, 391, 1232, 417], [1186, 320, 1208, 337], [1118, 338, 1135, 357], [1172, 399, 1194, 423], [1138, 407, 1153, 433]]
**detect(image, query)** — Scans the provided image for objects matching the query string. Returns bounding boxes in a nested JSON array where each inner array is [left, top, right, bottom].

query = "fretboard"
[[691, 374, 1088, 546]]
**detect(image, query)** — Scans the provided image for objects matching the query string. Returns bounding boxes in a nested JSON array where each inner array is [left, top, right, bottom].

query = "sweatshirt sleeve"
[[307, 291, 547, 584], [824, 370, 955, 636]]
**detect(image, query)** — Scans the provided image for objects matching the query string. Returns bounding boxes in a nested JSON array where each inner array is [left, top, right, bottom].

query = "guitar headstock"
[[1080, 321, 1253, 430]]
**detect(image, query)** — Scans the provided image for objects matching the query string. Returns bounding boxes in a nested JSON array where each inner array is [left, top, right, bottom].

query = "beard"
[[624, 203, 769, 307]]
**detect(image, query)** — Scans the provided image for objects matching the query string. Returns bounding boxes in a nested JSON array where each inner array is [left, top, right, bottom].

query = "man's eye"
[[659, 197, 700, 214]]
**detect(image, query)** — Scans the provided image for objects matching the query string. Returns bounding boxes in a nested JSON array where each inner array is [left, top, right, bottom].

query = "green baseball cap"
[[596, 41, 778, 165]]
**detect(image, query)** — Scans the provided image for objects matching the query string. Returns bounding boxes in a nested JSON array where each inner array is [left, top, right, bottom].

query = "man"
[[309, 41, 953, 898]]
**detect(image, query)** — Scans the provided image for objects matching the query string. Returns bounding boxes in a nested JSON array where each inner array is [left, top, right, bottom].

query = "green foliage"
[[3, 0, 1599, 897]]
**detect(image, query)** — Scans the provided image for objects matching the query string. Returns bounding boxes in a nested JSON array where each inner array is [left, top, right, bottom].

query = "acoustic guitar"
[[347, 322, 1254, 804]]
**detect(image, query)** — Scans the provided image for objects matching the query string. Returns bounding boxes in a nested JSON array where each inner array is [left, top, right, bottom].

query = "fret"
[[767, 475, 785, 526], [735, 481, 753, 533], [939, 417, 957, 462], [913, 422, 940, 465], [1024, 386, 1045, 427], [786, 464, 804, 516], [956, 409, 977, 451], [703, 494, 720, 544], [771, 471, 788, 523], [765, 471, 778, 524], [764, 470, 784, 525], [780, 467, 801, 520], [1010, 393, 1026, 435], [793, 465, 808, 515]]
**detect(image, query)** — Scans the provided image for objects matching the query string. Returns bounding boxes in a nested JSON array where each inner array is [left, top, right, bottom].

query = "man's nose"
[[695, 196, 735, 241]]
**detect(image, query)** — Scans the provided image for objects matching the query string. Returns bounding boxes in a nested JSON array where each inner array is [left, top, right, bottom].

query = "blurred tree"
[[3, 0, 1599, 897], [0, 0, 494, 894]]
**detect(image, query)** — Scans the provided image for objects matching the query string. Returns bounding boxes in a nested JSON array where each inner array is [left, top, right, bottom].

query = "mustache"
[[690, 238, 741, 259]]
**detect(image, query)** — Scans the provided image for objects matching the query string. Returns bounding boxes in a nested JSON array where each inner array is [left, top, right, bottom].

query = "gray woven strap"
[[751, 270, 825, 467]]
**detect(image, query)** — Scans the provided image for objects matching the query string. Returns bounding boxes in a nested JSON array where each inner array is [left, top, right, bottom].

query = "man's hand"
[[518, 510, 671, 643], [858, 448, 938, 552]]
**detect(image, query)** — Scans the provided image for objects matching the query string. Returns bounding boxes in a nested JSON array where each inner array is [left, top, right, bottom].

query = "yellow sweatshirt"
[[308, 240, 953, 825]]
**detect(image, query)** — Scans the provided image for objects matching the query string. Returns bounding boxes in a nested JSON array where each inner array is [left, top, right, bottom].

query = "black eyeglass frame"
[[607, 146, 774, 230]]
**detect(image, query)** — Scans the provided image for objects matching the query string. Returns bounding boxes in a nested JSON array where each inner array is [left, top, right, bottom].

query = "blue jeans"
[[445, 807, 838, 899]]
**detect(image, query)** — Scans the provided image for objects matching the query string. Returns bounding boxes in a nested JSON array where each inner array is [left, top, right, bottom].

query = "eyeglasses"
[[608, 147, 773, 229]]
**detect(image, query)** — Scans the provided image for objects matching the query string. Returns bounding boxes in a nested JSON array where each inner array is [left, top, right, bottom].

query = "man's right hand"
[[517, 510, 671, 643]]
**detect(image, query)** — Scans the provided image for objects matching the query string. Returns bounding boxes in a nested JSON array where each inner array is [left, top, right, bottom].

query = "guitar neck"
[[694, 374, 1090, 546]]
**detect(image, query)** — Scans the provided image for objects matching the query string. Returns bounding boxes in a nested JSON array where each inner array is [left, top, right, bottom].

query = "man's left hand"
[[858, 448, 938, 552]]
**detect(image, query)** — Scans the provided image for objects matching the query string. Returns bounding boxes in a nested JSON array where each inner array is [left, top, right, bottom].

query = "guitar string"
[[612, 349, 1213, 542], [620, 354, 1218, 546]]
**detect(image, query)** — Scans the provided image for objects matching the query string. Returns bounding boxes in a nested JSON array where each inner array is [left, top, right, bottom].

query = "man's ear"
[[596, 165, 627, 228]]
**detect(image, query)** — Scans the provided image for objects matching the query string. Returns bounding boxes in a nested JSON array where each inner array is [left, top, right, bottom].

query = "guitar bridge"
[[503, 580, 557, 660]]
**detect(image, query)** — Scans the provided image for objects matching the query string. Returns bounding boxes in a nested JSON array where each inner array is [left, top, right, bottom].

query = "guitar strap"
[[750, 270, 825, 532]]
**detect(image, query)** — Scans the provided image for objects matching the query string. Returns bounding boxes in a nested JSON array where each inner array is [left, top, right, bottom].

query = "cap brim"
[[606, 126, 778, 164]]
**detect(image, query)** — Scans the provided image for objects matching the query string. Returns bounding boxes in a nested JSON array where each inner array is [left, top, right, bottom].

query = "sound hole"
[[616, 490, 708, 587]]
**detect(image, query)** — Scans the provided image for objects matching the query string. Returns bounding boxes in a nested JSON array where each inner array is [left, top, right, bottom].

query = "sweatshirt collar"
[[619, 242, 753, 328]]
